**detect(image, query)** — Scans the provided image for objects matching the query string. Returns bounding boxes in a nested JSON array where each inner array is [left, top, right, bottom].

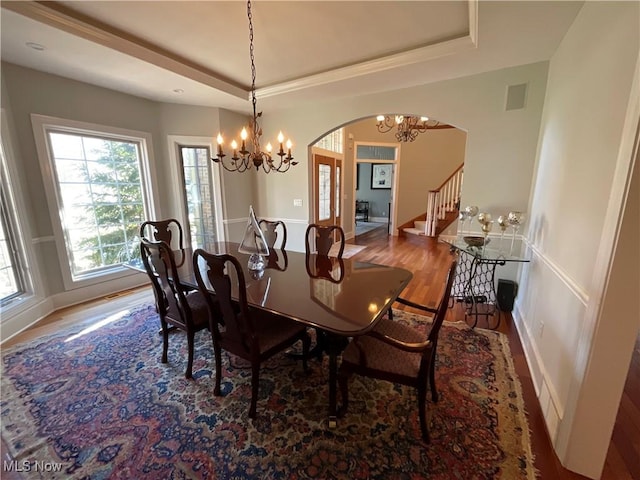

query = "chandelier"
[[375, 115, 448, 142], [212, 0, 296, 173]]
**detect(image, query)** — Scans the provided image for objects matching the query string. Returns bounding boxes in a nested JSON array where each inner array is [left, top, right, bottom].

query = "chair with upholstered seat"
[[258, 219, 287, 249], [140, 218, 185, 250], [193, 249, 310, 419], [305, 224, 345, 257], [337, 258, 457, 442], [140, 238, 212, 379]]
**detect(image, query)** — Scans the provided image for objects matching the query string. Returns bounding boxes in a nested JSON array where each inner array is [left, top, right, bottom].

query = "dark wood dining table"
[[127, 241, 413, 425]]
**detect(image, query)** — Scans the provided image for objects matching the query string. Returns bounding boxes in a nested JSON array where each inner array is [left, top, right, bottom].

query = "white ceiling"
[[0, 1, 584, 114]]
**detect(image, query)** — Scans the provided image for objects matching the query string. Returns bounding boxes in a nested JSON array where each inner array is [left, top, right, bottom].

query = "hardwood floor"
[[350, 228, 638, 480], [2, 227, 637, 479]]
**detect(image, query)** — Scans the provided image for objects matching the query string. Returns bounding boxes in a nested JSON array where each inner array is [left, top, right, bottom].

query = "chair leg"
[[429, 354, 439, 403], [161, 320, 169, 364], [249, 362, 259, 419], [418, 383, 430, 443], [185, 330, 195, 379], [337, 367, 350, 417], [301, 333, 311, 372], [213, 343, 222, 396]]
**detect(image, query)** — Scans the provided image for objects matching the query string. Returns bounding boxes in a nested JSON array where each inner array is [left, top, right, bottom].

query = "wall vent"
[[505, 83, 528, 111]]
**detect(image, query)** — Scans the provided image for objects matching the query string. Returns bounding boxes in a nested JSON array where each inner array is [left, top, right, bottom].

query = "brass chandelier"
[[375, 115, 450, 142], [212, 0, 296, 173]]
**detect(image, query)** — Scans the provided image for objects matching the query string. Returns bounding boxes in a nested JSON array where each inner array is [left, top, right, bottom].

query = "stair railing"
[[423, 164, 464, 236]]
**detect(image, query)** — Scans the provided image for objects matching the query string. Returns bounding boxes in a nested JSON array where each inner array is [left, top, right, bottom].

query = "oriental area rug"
[[1, 305, 537, 479]]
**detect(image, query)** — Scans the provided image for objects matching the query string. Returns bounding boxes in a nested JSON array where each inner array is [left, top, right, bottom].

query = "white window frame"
[[0, 109, 43, 320], [167, 135, 226, 245], [31, 114, 160, 290]]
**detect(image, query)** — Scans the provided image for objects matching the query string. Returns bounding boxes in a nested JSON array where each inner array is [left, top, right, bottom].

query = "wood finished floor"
[[2, 225, 637, 479]]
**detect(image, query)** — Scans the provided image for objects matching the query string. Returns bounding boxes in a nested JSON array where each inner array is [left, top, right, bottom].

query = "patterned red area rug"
[[1, 306, 536, 479]]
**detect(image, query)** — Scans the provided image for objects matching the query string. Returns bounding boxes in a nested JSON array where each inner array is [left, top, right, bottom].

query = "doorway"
[[354, 142, 399, 237], [312, 152, 342, 229]]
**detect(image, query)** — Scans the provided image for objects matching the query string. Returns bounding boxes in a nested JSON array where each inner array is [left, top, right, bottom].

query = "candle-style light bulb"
[[240, 128, 248, 140], [376, 115, 385, 122], [216, 134, 224, 156], [277, 131, 284, 143], [266, 142, 272, 153], [286, 139, 292, 158]]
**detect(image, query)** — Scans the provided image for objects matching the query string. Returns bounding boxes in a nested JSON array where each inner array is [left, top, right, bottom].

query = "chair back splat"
[[258, 219, 287, 249], [140, 218, 185, 250], [338, 258, 458, 443], [193, 249, 310, 418], [305, 224, 345, 257]]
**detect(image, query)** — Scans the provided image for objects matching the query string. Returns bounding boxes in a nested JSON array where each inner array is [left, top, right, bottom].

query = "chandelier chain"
[[211, 0, 296, 173], [247, 0, 260, 152]]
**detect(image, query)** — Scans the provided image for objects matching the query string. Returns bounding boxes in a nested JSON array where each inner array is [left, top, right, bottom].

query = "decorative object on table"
[[1, 305, 536, 479], [371, 163, 393, 189], [476, 212, 494, 255], [463, 235, 490, 248], [211, 1, 295, 173], [508, 211, 526, 255], [477, 212, 492, 226], [481, 219, 494, 253], [464, 205, 479, 232], [458, 210, 470, 235], [374, 114, 453, 142], [238, 205, 269, 270], [497, 215, 509, 251]]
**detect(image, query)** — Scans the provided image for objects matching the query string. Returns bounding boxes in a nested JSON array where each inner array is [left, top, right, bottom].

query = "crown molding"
[[2, 1, 249, 100], [256, 35, 477, 99], [4, 0, 479, 101], [256, 0, 479, 99]]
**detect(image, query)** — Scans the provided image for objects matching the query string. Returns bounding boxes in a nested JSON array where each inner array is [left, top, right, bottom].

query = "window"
[[314, 128, 344, 154], [32, 115, 157, 288], [318, 163, 332, 221], [179, 146, 218, 248], [0, 146, 25, 305], [0, 110, 40, 317], [356, 144, 397, 161]]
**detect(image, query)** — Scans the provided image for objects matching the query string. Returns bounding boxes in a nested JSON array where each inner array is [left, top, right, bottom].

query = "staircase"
[[400, 164, 463, 238]]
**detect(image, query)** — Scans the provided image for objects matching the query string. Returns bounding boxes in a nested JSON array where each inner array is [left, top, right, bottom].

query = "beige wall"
[[257, 61, 548, 250], [516, 2, 639, 477]]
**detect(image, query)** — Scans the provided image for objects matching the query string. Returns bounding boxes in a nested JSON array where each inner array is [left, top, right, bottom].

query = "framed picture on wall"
[[371, 163, 392, 189]]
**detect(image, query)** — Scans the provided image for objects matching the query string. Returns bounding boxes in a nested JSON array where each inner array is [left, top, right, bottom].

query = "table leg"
[[325, 332, 349, 429]]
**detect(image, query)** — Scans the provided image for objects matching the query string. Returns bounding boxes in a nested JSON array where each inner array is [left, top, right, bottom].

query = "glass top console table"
[[442, 238, 530, 329]]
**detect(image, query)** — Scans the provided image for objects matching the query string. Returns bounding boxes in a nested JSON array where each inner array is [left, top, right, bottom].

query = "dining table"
[[127, 241, 413, 426]]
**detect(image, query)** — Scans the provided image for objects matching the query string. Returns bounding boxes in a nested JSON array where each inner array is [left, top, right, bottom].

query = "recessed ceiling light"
[[26, 42, 45, 51], [173, 88, 184, 94]]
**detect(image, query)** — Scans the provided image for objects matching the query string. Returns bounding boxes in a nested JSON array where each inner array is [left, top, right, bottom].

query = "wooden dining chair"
[[140, 218, 185, 250], [140, 238, 211, 379], [258, 219, 287, 249], [193, 249, 310, 419], [338, 258, 457, 442], [305, 224, 345, 257]]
